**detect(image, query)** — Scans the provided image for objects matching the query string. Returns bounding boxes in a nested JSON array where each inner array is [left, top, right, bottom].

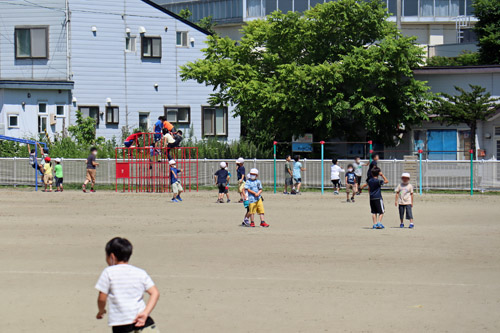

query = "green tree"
[[473, 0, 500, 64], [68, 110, 103, 145], [178, 8, 216, 34], [178, 8, 192, 20], [432, 85, 499, 158], [180, 0, 430, 147]]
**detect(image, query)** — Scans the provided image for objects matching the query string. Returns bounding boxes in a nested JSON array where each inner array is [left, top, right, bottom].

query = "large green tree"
[[473, 0, 500, 65], [181, 0, 430, 146], [433, 85, 499, 158]]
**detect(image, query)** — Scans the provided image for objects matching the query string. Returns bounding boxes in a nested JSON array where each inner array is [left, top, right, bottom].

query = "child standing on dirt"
[[224, 164, 231, 203], [214, 162, 229, 203], [241, 173, 251, 227], [284, 155, 293, 194], [43, 157, 53, 192], [367, 167, 389, 229], [95, 237, 160, 333], [236, 158, 246, 203], [244, 168, 269, 228], [83, 147, 99, 193], [292, 155, 306, 194], [169, 159, 183, 203], [54, 158, 64, 192], [345, 164, 357, 203], [330, 158, 344, 195], [395, 173, 414, 229]]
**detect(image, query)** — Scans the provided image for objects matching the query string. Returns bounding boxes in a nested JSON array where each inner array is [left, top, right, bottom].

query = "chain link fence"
[[1, 158, 500, 191]]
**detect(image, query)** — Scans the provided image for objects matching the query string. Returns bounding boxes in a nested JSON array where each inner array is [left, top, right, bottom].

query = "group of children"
[[29, 145, 64, 192]]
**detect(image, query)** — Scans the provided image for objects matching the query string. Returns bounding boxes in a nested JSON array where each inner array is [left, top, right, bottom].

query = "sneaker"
[[347, 199, 351, 203], [283, 192, 289, 195], [378, 223, 385, 229], [82, 185, 86, 193], [351, 198, 355, 203], [172, 198, 179, 203], [242, 220, 251, 227], [250, 222, 255, 227], [260, 222, 270, 228], [227, 199, 231, 203], [90, 189, 96, 193], [372, 224, 378, 229], [409, 223, 414, 229], [176, 196, 183, 202], [400, 223, 405, 228], [238, 199, 244, 203]]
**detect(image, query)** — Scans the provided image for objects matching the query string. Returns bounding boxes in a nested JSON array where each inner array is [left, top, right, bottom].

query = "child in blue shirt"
[[345, 164, 357, 203], [244, 168, 269, 228], [214, 162, 229, 203], [236, 157, 246, 203], [367, 167, 389, 229], [169, 160, 183, 203]]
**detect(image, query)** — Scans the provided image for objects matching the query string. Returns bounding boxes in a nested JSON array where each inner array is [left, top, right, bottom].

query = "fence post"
[[35, 144, 38, 191], [368, 140, 373, 163], [273, 141, 277, 194], [13, 157, 17, 186], [320, 141, 325, 194], [418, 149, 423, 196], [108, 158, 111, 185], [470, 149, 474, 196]]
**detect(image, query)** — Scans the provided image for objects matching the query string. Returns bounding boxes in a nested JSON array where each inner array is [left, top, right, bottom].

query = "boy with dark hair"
[[353, 156, 366, 194], [236, 158, 246, 203], [367, 167, 389, 229], [214, 162, 229, 203], [169, 160, 183, 203], [54, 158, 64, 192], [366, 153, 380, 181], [283, 155, 293, 194], [124, 132, 143, 148], [83, 147, 99, 193], [95, 237, 160, 333], [154, 116, 164, 143], [330, 158, 344, 195], [345, 164, 357, 203], [292, 155, 306, 194]]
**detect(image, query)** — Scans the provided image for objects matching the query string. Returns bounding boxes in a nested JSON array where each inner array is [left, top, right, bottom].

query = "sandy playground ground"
[[0, 188, 499, 332]]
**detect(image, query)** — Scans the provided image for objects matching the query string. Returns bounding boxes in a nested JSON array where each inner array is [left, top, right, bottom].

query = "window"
[[495, 127, 500, 136], [142, 36, 161, 58], [126, 36, 136, 52], [202, 106, 228, 137], [38, 116, 47, 133], [8, 115, 19, 128], [38, 103, 47, 114], [497, 140, 500, 159], [56, 105, 65, 116], [139, 113, 149, 132], [164, 107, 190, 124], [79, 106, 100, 125], [15, 27, 48, 59], [106, 106, 119, 124], [176, 32, 188, 47]]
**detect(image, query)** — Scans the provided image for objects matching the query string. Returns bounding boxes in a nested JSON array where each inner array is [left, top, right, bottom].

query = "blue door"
[[427, 130, 457, 160]]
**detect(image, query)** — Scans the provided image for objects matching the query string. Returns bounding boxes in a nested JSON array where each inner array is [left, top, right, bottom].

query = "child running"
[[367, 167, 389, 229], [54, 158, 64, 192], [395, 173, 415, 228], [214, 162, 229, 203], [330, 158, 344, 195], [43, 157, 53, 192], [169, 159, 183, 203], [95, 237, 160, 333], [345, 164, 357, 203], [244, 168, 269, 227], [236, 158, 246, 203], [83, 147, 99, 193]]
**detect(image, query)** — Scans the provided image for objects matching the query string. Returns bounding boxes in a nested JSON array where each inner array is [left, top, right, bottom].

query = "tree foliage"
[[426, 51, 480, 67], [178, 8, 217, 34], [180, 0, 430, 147], [432, 85, 499, 158], [68, 110, 104, 146], [473, 0, 500, 65]]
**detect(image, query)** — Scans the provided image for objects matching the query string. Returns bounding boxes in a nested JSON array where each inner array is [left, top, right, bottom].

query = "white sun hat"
[[236, 157, 245, 164], [55, 158, 61, 163], [220, 162, 227, 168], [401, 173, 411, 178], [169, 160, 177, 165], [250, 168, 259, 175]]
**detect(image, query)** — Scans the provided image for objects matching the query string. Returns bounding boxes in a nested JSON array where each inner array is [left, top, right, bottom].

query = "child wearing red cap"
[[43, 157, 53, 192]]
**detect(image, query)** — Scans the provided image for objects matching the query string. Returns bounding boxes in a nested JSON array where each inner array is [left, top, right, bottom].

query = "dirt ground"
[[0, 188, 499, 333]]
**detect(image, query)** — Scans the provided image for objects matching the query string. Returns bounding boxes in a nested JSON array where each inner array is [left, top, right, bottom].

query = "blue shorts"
[[124, 140, 133, 148], [154, 134, 161, 142], [294, 178, 302, 184]]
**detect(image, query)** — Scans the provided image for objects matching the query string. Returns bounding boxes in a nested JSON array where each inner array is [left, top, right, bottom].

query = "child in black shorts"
[[214, 162, 230, 203]]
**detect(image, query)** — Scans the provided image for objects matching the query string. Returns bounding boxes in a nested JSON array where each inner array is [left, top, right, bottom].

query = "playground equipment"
[[0, 135, 48, 191], [115, 133, 198, 193]]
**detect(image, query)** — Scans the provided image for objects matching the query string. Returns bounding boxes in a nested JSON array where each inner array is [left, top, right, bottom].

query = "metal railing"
[[1, 158, 499, 191]]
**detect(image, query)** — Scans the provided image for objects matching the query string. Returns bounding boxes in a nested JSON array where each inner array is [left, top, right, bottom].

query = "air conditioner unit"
[[50, 113, 57, 125]]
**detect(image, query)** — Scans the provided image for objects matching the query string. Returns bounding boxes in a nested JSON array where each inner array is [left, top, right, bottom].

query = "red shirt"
[[125, 133, 142, 142]]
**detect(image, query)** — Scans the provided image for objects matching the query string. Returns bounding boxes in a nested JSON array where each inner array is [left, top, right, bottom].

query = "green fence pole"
[[35, 143, 38, 192], [273, 141, 277, 194], [418, 149, 423, 196], [470, 149, 474, 196], [368, 140, 373, 163], [320, 141, 325, 195]]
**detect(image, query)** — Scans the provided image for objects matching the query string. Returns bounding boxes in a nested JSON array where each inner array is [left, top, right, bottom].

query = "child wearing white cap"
[[395, 173, 414, 228], [235, 157, 246, 203], [214, 162, 230, 203], [244, 168, 269, 227], [169, 160, 183, 202]]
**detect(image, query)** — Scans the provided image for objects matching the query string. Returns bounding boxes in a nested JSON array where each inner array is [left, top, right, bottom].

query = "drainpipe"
[[396, 0, 402, 30]]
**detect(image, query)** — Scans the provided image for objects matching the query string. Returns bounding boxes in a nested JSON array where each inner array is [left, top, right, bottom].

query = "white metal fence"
[[2, 158, 500, 191]]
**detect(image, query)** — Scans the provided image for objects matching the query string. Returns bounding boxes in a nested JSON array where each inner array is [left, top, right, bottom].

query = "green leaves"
[[473, 0, 500, 65], [181, 0, 430, 147]]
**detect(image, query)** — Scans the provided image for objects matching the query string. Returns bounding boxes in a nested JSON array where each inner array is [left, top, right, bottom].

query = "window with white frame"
[[126, 36, 136, 52], [79, 106, 100, 125], [8, 114, 19, 128], [139, 113, 149, 132], [202, 106, 228, 137], [38, 116, 47, 133], [165, 107, 190, 124], [176, 31, 188, 47], [38, 103, 47, 114], [15, 27, 48, 59], [56, 105, 65, 116], [142, 36, 161, 58], [106, 106, 119, 124]]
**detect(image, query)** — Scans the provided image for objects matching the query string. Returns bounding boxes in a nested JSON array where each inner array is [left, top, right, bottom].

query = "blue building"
[[0, 0, 241, 142]]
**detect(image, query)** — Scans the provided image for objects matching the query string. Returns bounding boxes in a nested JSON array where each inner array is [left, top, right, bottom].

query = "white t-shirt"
[[95, 264, 155, 326], [330, 165, 344, 180]]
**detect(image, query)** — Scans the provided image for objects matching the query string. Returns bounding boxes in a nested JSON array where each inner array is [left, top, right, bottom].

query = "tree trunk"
[[470, 122, 476, 160]]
